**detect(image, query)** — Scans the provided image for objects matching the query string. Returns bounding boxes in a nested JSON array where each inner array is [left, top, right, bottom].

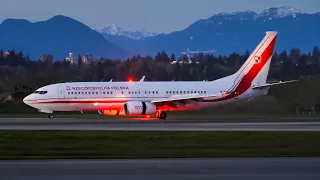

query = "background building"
[[65, 52, 78, 64], [39, 54, 53, 63], [81, 53, 93, 64]]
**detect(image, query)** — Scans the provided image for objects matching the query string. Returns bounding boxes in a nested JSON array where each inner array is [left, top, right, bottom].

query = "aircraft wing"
[[151, 93, 219, 104], [252, 80, 298, 89]]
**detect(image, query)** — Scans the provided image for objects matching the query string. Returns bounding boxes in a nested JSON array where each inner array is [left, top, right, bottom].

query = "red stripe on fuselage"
[[203, 35, 277, 102]]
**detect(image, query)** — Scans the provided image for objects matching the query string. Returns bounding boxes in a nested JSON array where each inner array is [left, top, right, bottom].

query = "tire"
[[48, 113, 54, 119], [159, 112, 167, 119]]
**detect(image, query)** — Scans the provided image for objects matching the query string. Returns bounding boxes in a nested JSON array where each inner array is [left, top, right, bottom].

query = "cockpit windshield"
[[34, 91, 48, 94]]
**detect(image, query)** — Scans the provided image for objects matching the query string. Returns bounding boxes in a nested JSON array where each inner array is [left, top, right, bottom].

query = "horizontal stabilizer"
[[252, 80, 298, 89]]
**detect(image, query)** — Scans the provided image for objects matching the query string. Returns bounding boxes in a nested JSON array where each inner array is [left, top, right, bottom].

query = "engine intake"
[[124, 101, 156, 116]]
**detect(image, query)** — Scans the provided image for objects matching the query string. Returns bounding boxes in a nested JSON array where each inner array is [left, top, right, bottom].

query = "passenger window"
[[111, 92, 113, 94]]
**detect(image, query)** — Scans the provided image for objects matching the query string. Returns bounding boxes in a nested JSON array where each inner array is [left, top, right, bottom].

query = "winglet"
[[139, 76, 146, 82]]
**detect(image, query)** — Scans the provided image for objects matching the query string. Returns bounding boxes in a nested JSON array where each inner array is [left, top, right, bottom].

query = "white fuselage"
[[23, 75, 266, 113]]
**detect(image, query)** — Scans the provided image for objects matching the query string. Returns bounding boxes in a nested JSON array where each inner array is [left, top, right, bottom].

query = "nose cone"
[[23, 95, 31, 104]]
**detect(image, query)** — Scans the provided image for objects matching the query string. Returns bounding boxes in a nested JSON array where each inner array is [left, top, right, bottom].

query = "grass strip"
[[1, 131, 320, 159]]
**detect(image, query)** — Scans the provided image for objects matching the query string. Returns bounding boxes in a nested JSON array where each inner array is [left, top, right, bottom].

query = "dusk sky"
[[0, 0, 319, 33]]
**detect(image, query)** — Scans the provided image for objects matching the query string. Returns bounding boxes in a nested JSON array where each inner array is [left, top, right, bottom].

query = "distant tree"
[[160, 50, 170, 63], [0, 49, 3, 65], [312, 46, 320, 64], [155, 52, 161, 62], [170, 54, 176, 62], [78, 55, 82, 66]]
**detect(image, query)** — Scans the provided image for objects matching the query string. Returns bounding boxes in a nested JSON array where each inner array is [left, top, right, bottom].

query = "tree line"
[[0, 46, 320, 94]]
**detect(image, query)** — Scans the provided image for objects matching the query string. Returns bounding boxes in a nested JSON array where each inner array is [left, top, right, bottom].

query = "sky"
[[0, 0, 319, 33]]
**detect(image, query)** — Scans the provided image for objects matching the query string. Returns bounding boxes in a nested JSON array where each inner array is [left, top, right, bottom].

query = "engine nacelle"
[[124, 101, 156, 116]]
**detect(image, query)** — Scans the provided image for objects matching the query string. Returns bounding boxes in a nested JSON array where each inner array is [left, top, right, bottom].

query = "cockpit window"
[[34, 91, 48, 94]]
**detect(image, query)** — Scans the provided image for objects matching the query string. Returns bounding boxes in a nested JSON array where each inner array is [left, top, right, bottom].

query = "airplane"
[[23, 31, 296, 119]]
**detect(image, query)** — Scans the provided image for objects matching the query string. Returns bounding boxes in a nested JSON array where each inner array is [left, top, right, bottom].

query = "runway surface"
[[1, 118, 320, 131], [1, 158, 320, 180]]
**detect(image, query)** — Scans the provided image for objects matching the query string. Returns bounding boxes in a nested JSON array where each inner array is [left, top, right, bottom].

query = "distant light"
[[146, 115, 151, 118], [93, 102, 99, 106]]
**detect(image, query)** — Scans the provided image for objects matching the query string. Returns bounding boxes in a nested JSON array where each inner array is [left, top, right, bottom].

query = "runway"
[[1, 118, 320, 131], [1, 158, 320, 180]]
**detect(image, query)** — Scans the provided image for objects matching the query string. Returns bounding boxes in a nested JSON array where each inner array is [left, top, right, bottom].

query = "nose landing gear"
[[48, 113, 54, 119]]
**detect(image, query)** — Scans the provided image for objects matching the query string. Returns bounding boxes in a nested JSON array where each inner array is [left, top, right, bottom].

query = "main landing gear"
[[48, 113, 54, 119], [156, 111, 167, 120]]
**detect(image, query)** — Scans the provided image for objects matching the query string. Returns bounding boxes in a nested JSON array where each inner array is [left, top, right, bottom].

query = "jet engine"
[[124, 101, 156, 116]]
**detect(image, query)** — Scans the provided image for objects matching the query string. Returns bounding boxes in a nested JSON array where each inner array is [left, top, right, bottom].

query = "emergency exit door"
[[57, 86, 65, 99]]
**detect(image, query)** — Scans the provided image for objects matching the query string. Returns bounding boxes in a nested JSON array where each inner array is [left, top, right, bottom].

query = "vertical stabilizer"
[[231, 31, 277, 88]]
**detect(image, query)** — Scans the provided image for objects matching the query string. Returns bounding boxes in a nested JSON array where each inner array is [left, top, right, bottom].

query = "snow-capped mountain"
[[207, 5, 304, 21], [99, 24, 160, 40], [259, 6, 303, 18], [102, 6, 320, 57]]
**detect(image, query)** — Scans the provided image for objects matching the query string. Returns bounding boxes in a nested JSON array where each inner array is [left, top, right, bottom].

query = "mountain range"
[[0, 15, 130, 60], [0, 6, 319, 61], [101, 6, 320, 56]]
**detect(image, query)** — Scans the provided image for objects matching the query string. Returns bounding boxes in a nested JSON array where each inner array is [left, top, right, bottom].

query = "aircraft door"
[[57, 86, 65, 99]]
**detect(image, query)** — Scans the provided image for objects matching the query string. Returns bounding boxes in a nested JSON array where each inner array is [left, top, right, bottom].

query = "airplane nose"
[[23, 95, 30, 104]]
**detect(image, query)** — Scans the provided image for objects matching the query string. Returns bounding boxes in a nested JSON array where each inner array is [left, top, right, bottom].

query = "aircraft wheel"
[[159, 111, 167, 120], [48, 113, 54, 119]]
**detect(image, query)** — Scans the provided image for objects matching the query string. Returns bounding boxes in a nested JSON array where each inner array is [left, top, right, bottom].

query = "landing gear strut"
[[48, 113, 54, 119], [156, 111, 167, 120]]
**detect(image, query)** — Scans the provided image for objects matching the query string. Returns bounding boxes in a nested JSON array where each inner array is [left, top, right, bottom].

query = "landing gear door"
[[57, 86, 65, 99]]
